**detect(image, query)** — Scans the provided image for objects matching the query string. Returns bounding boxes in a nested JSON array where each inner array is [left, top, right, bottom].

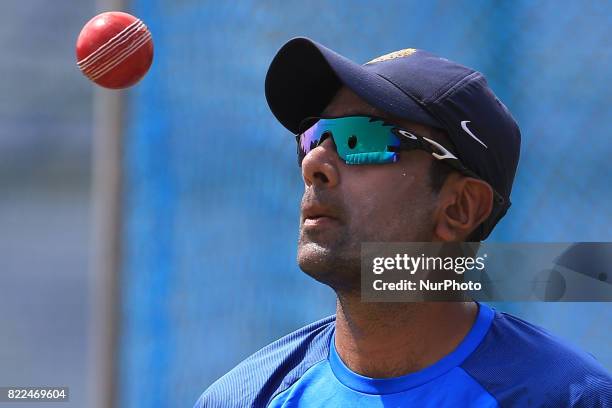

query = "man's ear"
[[433, 174, 494, 241]]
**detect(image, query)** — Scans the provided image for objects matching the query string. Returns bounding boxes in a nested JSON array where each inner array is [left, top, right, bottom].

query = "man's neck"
[[334, 294, 478, 378]]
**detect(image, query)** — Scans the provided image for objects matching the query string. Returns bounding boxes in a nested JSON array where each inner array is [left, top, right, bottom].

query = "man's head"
[[296, 87, 494, 292], [265, 38, 521, 292]]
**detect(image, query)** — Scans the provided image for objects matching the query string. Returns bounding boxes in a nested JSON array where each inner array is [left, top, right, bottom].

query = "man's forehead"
[[322, 87, 434, 136], [322, 87, 378, 116]]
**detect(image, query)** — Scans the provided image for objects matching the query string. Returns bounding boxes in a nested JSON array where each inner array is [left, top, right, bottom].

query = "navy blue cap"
[[265, 37, 521, 239]]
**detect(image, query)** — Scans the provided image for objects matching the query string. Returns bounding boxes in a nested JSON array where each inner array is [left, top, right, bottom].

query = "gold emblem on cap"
[[366, 48, 417, 65]]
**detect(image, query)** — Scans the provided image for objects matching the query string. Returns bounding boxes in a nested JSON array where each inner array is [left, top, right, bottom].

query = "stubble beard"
[[297, 224, 362, 295], [297, 206, 435, 296]]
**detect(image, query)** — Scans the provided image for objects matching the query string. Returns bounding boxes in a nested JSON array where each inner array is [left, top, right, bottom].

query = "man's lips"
[[303, 215, 339, 228], [301, 204, 342, 227]]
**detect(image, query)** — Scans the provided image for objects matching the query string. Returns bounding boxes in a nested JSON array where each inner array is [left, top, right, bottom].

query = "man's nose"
[[301, 137, 340, 188]]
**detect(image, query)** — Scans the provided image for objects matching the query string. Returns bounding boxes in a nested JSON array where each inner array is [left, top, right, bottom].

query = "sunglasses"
[[296, 116, 504, 205]]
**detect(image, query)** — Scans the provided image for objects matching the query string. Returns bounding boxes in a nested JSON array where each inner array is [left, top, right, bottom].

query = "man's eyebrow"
[[321, 110, 375, 117], [321, 109, 428, 134]]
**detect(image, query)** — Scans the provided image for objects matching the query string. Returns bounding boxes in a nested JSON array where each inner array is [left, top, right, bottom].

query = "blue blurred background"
[[0, 1, 610, 408], [0, 1, 93, 408]]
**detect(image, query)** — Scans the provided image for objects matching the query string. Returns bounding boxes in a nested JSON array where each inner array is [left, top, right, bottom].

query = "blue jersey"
[[195, 303, 612, 407]]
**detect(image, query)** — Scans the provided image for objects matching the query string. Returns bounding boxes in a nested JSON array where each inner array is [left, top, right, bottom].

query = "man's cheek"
[[348, 207, 389, 240]]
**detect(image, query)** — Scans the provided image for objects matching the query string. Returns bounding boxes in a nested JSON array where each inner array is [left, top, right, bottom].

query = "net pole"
[[88, 0, 124, 406]]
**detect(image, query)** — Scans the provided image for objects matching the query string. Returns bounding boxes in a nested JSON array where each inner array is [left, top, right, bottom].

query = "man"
[[195, 38, 611, 407]]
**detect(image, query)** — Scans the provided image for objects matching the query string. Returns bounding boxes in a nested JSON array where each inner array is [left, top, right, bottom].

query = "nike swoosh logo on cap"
[[461, 120, 488, 148]]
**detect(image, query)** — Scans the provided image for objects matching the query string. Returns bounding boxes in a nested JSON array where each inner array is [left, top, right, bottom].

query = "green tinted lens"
[[298, 117, 401, 165]]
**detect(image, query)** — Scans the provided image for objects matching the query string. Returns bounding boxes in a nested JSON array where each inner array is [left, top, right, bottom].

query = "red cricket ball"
[[76, 11, 154, 89]]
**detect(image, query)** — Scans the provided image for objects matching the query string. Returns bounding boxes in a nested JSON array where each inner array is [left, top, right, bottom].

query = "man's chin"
[[297, 241, 333, 268], [297, 242, 360, 291]]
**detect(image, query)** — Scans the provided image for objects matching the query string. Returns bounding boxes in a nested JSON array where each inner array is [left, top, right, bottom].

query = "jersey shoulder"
[[461, 310, 612, 407], [194, 315, 336, 408]]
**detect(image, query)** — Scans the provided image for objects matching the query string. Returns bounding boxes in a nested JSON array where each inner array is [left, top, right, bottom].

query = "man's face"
[[297, 87, 440, 293]]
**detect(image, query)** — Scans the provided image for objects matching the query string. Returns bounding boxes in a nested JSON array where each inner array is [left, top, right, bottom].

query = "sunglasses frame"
[[296, 115, 505, 206]]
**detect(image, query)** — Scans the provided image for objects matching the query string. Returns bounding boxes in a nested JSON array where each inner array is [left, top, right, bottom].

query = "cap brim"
[[265, 37, 440, 133]]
